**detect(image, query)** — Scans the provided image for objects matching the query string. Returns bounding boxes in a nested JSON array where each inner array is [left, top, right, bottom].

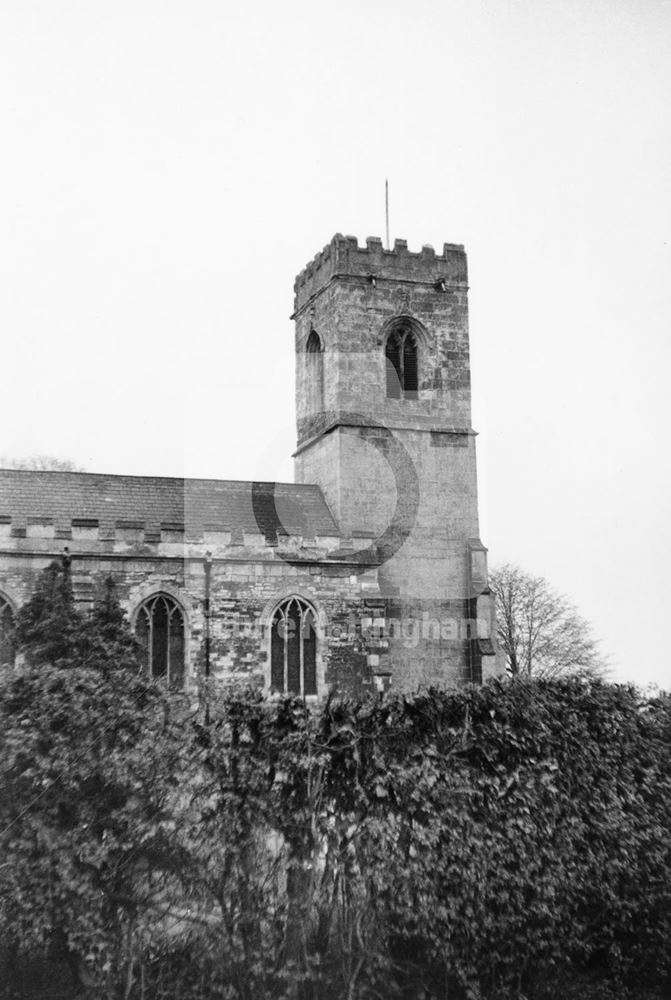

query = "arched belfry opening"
[[306, 329, 324, 414], [385, 324, 418, 399]]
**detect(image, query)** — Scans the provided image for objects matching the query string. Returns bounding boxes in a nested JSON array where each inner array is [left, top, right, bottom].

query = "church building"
[[0, 234, 499, 696]]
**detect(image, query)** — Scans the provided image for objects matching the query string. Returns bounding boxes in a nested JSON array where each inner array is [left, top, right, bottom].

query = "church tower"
[[293, 234, 496, 688]]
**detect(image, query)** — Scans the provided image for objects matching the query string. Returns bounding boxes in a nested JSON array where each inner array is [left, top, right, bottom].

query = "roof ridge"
[[0, 468, 321, 490]]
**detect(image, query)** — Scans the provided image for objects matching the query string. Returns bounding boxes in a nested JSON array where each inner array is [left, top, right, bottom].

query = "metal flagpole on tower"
[[385, 178, 390, 250]]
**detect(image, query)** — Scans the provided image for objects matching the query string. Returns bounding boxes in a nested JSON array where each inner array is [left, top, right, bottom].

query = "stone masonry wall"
[[294, 235, 471, 444], [0, 543, 475, 695], [0, 526, 417, 696], [292, 234, 486, 686]]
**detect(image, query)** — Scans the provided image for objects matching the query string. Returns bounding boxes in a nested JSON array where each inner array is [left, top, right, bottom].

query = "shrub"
[[1, 576, 669, 1000]]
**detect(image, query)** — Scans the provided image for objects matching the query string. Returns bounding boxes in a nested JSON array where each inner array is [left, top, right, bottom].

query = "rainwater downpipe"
[[204, 551, 212, 724]]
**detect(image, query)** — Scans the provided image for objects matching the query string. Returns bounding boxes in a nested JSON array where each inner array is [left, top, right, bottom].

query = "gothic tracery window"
[[270, 597, 317, 696], [306, 329, 324, 414], [135, 594, 185, 688], [0, 596, 15, 668], [385, 327, 418, 399]]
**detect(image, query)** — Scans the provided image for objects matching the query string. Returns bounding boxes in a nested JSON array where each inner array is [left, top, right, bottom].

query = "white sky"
[[1, 0, 669, 688]]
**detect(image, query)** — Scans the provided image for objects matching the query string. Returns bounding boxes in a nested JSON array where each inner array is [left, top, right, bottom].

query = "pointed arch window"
[[385, 327, 418, 399], [135, 594, 185, 688], [306, 329, 324, 414], [270, 597, 317, 696], [0, 596, 15, 667]]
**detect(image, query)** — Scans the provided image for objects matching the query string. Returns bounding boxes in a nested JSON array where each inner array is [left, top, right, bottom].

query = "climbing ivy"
[[0, 578, 669, 999]]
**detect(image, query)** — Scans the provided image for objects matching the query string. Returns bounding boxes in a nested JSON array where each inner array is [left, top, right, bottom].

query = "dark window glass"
[[306, 330, 321, 354], [385, 327, 418, 399], [286, 602, 301, 695], [135, 594, 185, 688], [0, 597, 15, 667], [271, 614, 285, 692], [151, 598, 168, 678], [302, 608, 317, 696], [403, 334, 418, 395], [270, 597, 318, 697], [385, 332, 402, 399]]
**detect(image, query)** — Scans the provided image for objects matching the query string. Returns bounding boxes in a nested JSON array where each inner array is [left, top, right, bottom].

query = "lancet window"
[[306, 329, 324, 414]]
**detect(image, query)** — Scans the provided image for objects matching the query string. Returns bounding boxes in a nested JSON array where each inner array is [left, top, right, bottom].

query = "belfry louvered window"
[[0, 596, 15, 667], [306, 329, 324, 414], [270, 597, 317, 696], [385, 328, 418, 399], [135, 594, 185, 688]]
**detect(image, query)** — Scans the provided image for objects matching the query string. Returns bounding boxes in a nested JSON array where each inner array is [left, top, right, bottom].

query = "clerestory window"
[[135, 594, 185, 688], [385, 328, 418, 399], [270, 596, 317, 697], [0, 596, 15, 667]]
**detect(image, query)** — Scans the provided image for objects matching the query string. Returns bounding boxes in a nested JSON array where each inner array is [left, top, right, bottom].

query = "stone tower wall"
[[293, 234, 490, 688], [294, 235, 472, 443]]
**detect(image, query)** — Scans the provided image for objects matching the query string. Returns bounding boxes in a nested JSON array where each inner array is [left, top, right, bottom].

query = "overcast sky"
[[1, 0, 669, 689]]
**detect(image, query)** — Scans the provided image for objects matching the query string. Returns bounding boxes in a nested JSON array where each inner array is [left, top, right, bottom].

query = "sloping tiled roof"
[[0, 469, 340, 538]]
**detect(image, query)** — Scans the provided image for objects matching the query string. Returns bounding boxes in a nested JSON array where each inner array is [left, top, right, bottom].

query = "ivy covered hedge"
[[0, 569, 669, 999]]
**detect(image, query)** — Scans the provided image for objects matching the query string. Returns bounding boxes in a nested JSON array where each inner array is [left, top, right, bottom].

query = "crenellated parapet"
[[0, 514, 344, 559], [294, 233, 467, 314]]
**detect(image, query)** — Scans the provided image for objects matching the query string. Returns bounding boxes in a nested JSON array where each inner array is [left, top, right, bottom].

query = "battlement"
[[0, 513, 343, 553], [294, 233, 467, 313]]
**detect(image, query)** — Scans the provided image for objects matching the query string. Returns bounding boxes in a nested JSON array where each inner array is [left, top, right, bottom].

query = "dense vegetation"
[[0, 564, 669, 999]]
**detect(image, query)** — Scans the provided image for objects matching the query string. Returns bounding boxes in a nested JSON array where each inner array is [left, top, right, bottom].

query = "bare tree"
[[0, 455, 84, 471], [489, 563, 607, 680]]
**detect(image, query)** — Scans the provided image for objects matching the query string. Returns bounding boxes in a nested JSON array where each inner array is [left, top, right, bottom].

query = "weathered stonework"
[[294, 234, 496, 688], [0, 234, 500, 695]]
